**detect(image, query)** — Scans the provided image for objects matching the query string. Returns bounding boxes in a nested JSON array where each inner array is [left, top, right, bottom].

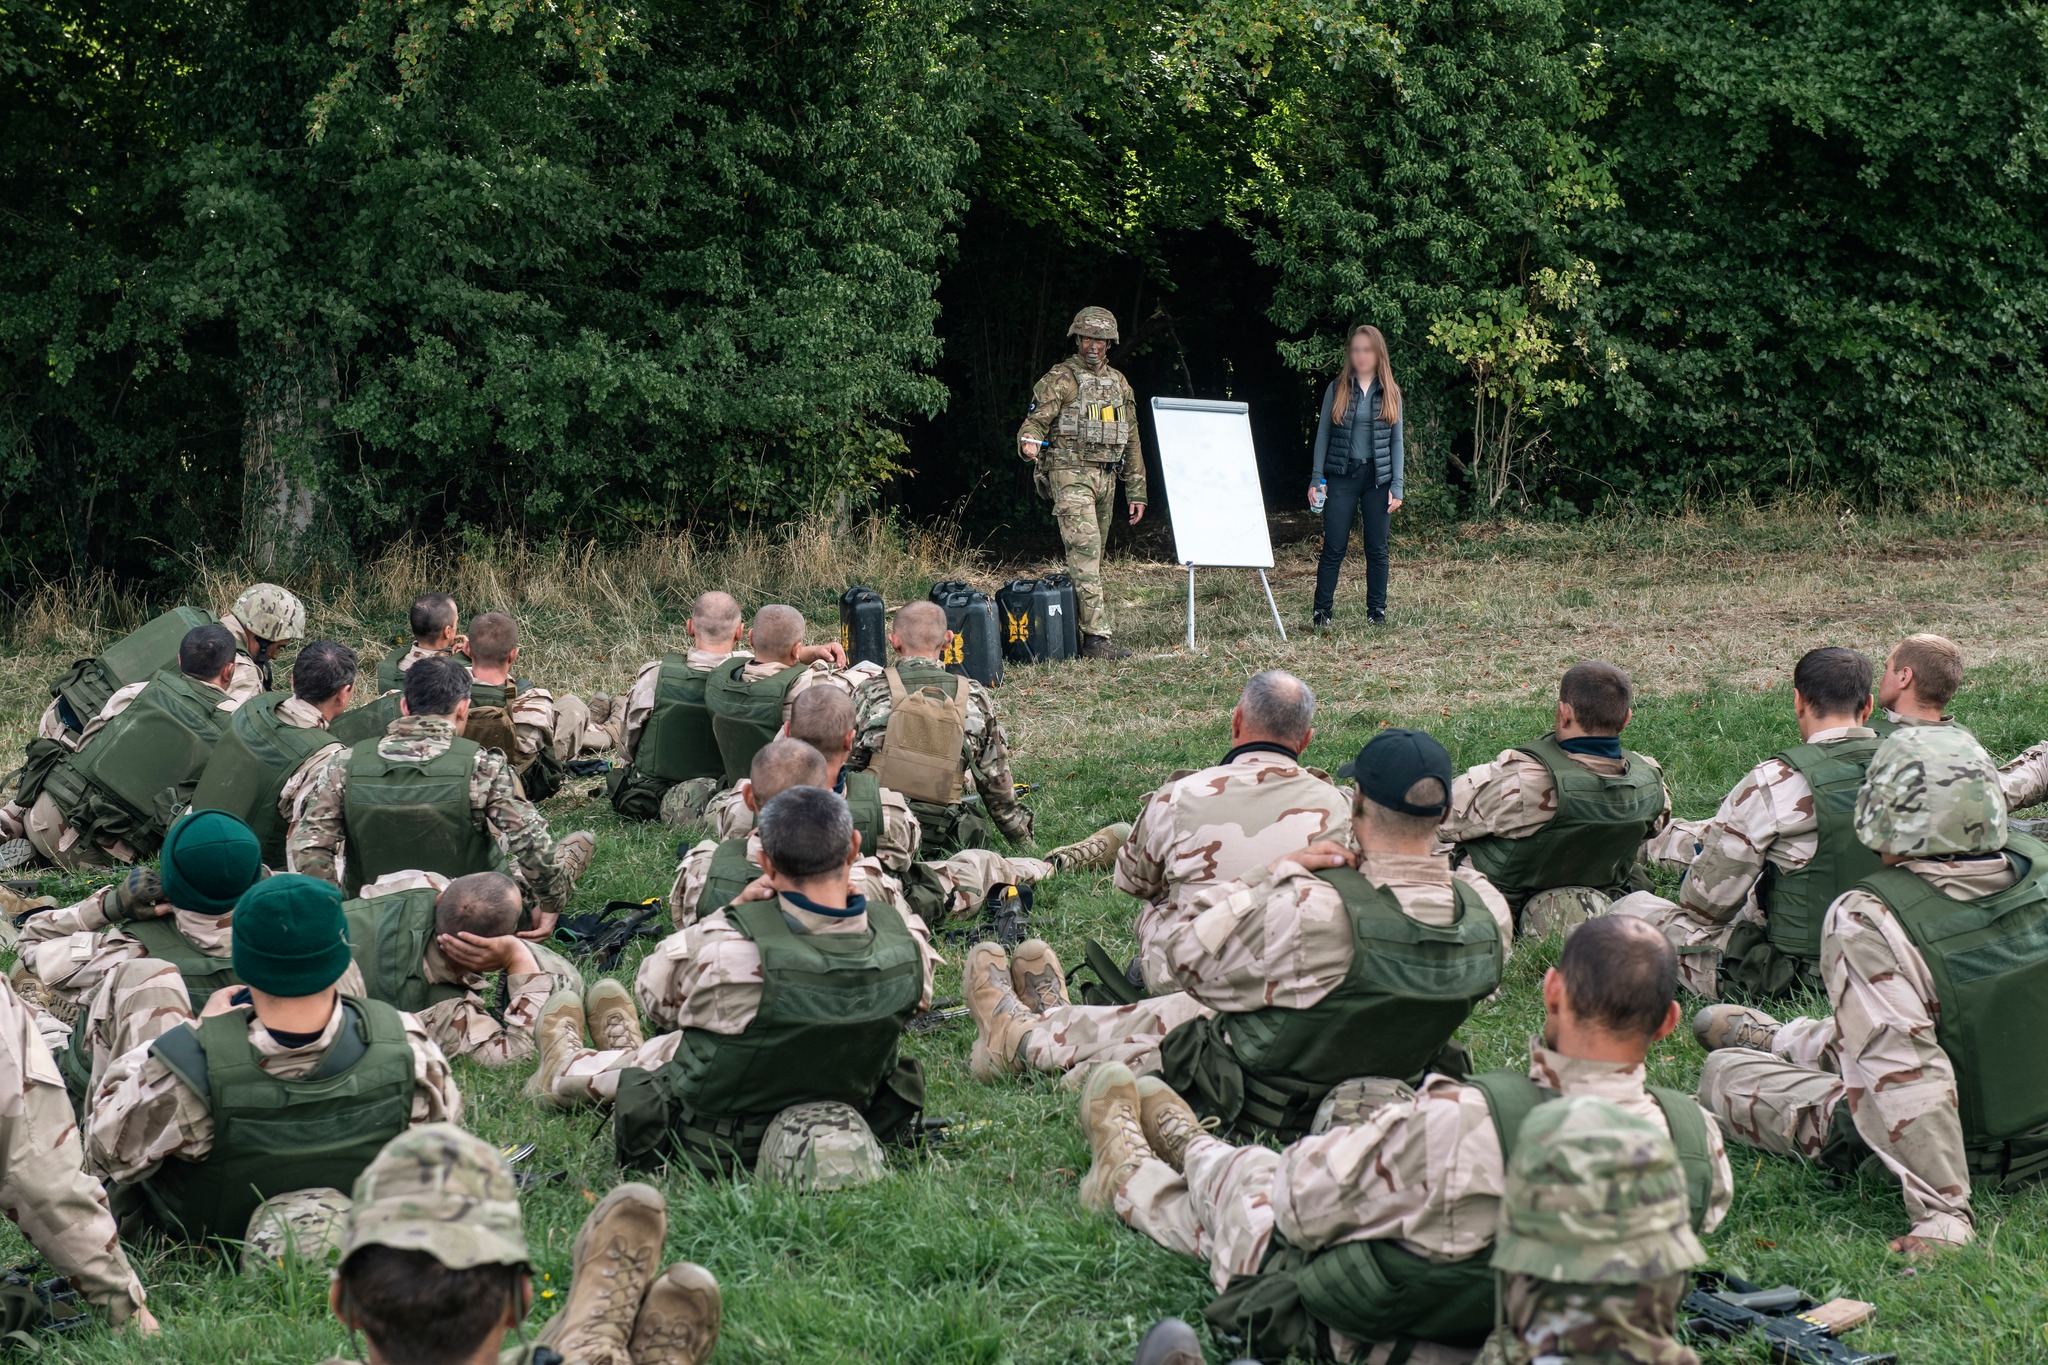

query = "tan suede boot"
[[628, 1261, 722, 1365], [964, 941, 1039, 1081], [1077, 1062, 1152, 1212], [1135, 1076, 1213, 1174], [1692, 1003, 1783, 1052], [586, 978, 645, 1052], [1009, 938, 1070, 1013], [524, 989, 587, 1105], [1045, 822, 1134, 875], [535, 1183, 668, 1365]]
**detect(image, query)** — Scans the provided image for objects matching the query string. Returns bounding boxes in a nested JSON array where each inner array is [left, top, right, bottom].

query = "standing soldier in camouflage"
[[1693, 725, 2048, 1256], [1016, 306, 1149, 660], [287, 657, 596, 938], [189, 640, 358, 868], [1071, 915, 1728, 1363], [321, 1124, 720, 1365], [1615, 648, 1880, 999], [1443, 661, 1671, 940], [1870, 633, 1966, 736]]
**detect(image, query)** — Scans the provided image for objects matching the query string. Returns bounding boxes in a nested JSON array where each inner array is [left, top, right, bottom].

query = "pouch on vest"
[[908, 795, 991, 860], [872, 668, 970, 806], [47, 606, 215, 740], [706, 659, 807, 785]]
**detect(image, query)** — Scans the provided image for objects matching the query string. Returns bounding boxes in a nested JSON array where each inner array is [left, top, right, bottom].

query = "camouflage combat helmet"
[[1068, 306, 1120, 343], [243, 1186, 352, 1274], [337, 1124, 528, 1269], [1854, 725, 2008, 858], [753, 1101, 886, 1192], [1492, 1096, 1705, 1285], [231, 583, 308, 642]]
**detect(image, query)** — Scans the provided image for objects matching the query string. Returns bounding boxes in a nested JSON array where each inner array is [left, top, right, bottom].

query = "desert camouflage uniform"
[[546, 888, 939, 1108], [1016, 354, 1149, 638], [286, 715, 575, 914], [849, 662, 1033, 843], [1115, 1041, 1732, 1363], [738, 656, 873, 726], [1613, 724, 1875, 997], [353, 871, 581, 1067], [1117, 747, 1355, 994], [0, 978, 147, 1322], [1015, 851, 1513, 1084], [1996, 740, 2048, 812]]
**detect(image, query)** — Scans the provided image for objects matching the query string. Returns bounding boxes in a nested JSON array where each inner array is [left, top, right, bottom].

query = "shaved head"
[[789, 686, 855, 757], [435, 872, 523, 938], [751, 605, 806, 663], [893, 600, 950, 655], [750, 737, 830, 805], [465, 612, 519, 666], [690, 591, 742, 639]]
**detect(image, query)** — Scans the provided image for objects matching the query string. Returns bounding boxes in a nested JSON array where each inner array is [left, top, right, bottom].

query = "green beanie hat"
[[232, 875, 352, 998], [160, 810, 264, 916]]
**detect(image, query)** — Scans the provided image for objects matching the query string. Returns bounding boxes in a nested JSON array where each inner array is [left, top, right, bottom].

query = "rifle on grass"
[[1682, 1272, 1895, 1364]]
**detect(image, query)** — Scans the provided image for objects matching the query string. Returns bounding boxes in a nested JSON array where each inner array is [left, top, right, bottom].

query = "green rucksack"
[[706, 659, 807, 784], [339, 737, 500, 896], [189, 692, 338, 866], [46, 606, 215, 738], [1459, 735, 1664, 917]]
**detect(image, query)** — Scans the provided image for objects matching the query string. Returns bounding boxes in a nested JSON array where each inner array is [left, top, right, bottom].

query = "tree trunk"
[[241, 351, 347, 576]]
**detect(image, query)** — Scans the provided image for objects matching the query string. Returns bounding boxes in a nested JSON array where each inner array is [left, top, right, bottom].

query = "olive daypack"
[[343, 887, 469, 1015], [190, 692, 339, 865], [706, 659, 808, 784], [45, 606, 216, 738], [1459, 735, 1664, 917], [870, 667, 970, 806], [339, 737, 499, 896]]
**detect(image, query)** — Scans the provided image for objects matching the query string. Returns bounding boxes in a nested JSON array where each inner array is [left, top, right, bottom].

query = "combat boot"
[[555, 830, 598, 886], [1078, 1061, 1152, 1211], [1132, 1319, 1203, 1365], [1692, 1003, 1783, 1052], [0, 839, 35, 876], [1010, 938, 1070, 1013], [964, 942, 1039, 1081], [628, 1261, 722, 1365], [586, 978, 644, 1052], [1046, 822, 1134, 875], [1080, 634, 1132, 661], [524, 989, 587, 1105], [1135, 1076, 1212, 1174], [587, 693, 616, 727], [536, 1183, 667, 1365]]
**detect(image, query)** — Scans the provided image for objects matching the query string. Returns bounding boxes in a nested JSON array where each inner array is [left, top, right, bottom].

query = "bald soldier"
[[1016, 306, 1149, 659], [610, 590, 751, 825]]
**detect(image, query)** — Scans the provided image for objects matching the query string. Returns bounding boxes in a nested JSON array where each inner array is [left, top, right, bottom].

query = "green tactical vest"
[[634, 654, 726, 786], [843, 770, 886, 861], [706, 659, 808, 784], [343, 888, 470, 1015], [699, 838, 760, 920], [1224, 1072, 1713, 1353], [1459, 735, 1664, 915], [1756, 736, 1883, 967], [47, 606, 215, 738], [328, 691, 403, 747], [611, 895, 924, 1174], [58, 669, 232, 853], [190, 693, 337, 866], [339, 737, 498, 897], [138, 997, 415, 1244], [1159, 869, 1504, 1140]]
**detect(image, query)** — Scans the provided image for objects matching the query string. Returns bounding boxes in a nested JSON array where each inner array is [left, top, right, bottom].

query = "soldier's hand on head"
[[796, 641, 849, 668], [105, 866, 168, 922], [437, 931, 532, 975], [734, 875, 779, 904], [515, 910, 560, 941], [1282, 840, 1357, 874], [1128, 502, 1146, 526], [200, 985, 251, 1018]]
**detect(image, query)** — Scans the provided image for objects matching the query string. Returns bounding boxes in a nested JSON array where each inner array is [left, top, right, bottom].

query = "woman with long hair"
[[1308, 324, 1404, 627]]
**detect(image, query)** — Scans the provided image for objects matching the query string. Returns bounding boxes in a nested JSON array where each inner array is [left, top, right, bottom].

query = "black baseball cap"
[[1336, 728, 1454, 816]]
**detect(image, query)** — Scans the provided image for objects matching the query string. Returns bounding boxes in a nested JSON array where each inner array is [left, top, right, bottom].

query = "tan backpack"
[[872, 667, 971, 805], [462, 681, 520, 760]]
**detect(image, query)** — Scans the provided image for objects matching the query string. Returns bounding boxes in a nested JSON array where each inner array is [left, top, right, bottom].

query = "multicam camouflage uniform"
[[1613, 724, 1877, 997], [1113, 1041, 1732, 1363], [1015, 307, 1149, 640], [286, 715, 575, 914], [1117, 747, 1355, 994], [1697, 726, 2015, 1248], [1008, 850, 1513, 1085], [849, 659, 1034, 845]]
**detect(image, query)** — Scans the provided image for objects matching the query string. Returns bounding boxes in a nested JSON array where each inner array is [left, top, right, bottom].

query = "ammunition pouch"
[[1716, 920, 1819, 1002], [606, 765, 674, 823]]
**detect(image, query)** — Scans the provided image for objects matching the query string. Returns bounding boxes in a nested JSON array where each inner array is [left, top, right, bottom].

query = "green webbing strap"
[[312, 1000, 372, 1079], [150, 1025, 211, 1100], [1648, 1085, 1715, 1232], [1467, 1070, 1553, 1161]]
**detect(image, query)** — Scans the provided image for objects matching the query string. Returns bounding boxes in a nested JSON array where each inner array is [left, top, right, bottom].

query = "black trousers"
[[1313, 465, 1392, 618]]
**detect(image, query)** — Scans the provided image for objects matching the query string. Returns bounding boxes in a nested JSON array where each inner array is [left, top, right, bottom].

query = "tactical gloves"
[[103, 867, 166, 922]]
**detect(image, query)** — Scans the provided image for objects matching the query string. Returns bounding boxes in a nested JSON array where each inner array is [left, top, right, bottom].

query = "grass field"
[[6, 502, 2048, 1363]]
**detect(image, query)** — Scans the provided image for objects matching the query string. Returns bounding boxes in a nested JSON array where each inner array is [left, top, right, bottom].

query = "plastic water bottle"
[[1309, 478, 1327, 513]]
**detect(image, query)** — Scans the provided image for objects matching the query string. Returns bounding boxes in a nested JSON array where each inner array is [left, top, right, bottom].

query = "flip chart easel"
[[1149, 397, 1286, 648]]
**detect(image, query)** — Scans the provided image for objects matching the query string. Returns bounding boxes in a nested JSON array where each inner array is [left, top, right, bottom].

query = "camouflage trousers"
[[1695, 1017, 1844, 1163], [1475, 1275, 1698, 1365], [1048, 463, 1118, 638], [1611, 891, 1747, 1000], [1020, 993, 1211, 1087], [658, 778, 724, 832], [548, 1031, 686, 1108]]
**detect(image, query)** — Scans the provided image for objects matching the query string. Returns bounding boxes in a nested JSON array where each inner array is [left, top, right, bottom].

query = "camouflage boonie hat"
[[754, 1102, 886, 1192], [1519, 887, 1613, 942], [1855, 725, 2008, 858], [337, 1124, 528, 1269], [1068, 306, 1120, 342], [1310, 1077, 1416, 1135], [231, 583, 308, 642], [243, 1187, 351, 1275], [1492, 1097, 1704, 1285]]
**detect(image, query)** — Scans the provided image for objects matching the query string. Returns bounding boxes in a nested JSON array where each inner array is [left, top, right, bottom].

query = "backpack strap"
[[1465, 1070, 1553, 1161], [1648, 1085, 1716, 1233], [150, 1024, 211, 1101], [886, 668, 907, 705], [311, 1000, 375, 1080]]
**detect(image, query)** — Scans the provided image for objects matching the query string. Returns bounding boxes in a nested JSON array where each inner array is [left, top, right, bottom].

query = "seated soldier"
[[611, 590, 750, 826], [4, 624, 245, 870], [1441, 660, 1670, 939], [1693, 726, 2044, 1256], [461, 611, 612, 803], [87, 875, 461, 1256], [1077, 916, 1729, 1364], [705, 603, 855, 786], [190, 640, 357, 867], [849, 600, 1033, 858], [322, 1125, 718, 1365], [967, 729, 1516, 1143], [287, 656, 595, 938], [345, 869, 583, 1068], [1615, 647, 1880, 999], [530, 787, 939, 1189], [379, 591, 467, 693], [1871, 632, 1966, 736], [1101, 669, 1352, 1004]]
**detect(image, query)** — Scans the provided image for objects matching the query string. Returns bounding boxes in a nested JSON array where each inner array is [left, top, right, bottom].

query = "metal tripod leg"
[[1259, 569, 1287, 641]]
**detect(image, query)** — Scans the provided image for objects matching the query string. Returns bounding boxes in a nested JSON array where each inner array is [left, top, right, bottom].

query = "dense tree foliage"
[[4, 0, 2045, 589]]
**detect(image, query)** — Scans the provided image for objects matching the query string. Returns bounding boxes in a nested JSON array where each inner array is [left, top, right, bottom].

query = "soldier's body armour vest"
[[138, 997, 414, 1244], [611, 896, 925, 1175], [637, 655, 727, 786], [1052, 361, 1134, 461], [698, 838, 760, 921], [706, 660, 807, 784], [58, 919, 242, 1111], [327, 691, 403, 747], [1205, 1072, 1714, 1355], [1159, 869, 1504, 1141], [1756, 736, 1883, 967], [343, 888, 469, 1015], [54, 669, 231, 855], [843, 770, 886, 861], [340, 737, 498, 896], [47, 605, 215, 738], [1459, 735, 1664, 916], [190, 692, 336, 866]]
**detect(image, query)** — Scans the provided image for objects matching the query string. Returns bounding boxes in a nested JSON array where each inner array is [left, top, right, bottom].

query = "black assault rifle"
[[1683, 1273, 1895, 1365]]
